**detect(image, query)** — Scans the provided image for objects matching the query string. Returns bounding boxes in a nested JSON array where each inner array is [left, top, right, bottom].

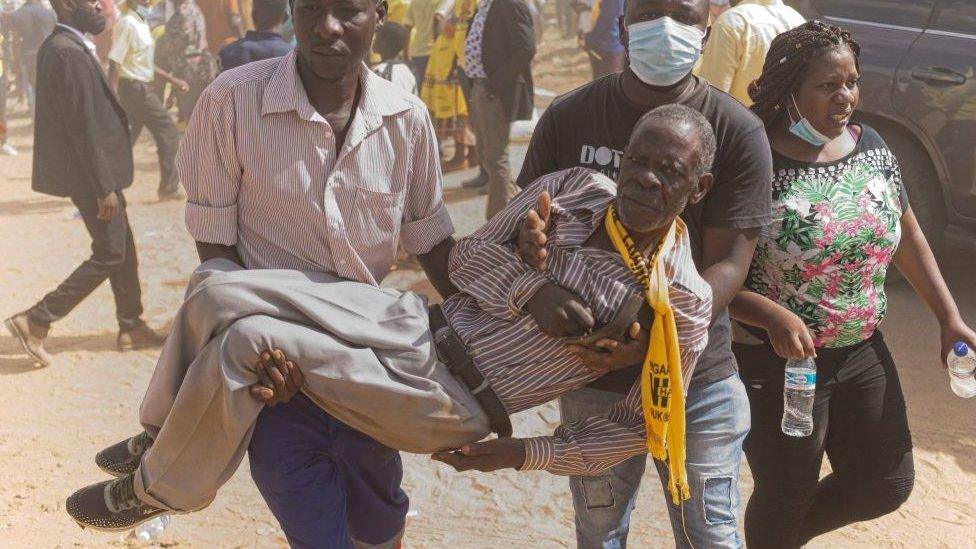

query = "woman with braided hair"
[[728, 20, 976, 548]]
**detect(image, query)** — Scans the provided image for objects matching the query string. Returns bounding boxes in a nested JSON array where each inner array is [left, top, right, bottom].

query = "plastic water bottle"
[[132, 515, 171, 543], [948, 342, 976, 398], [782, 357, 817, 437]]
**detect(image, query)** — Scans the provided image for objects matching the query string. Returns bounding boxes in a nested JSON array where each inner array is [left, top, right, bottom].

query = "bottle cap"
[[954, 342, 970, 357]]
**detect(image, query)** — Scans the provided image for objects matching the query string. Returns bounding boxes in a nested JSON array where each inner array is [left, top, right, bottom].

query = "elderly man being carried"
[[67, 104, 717, 533]]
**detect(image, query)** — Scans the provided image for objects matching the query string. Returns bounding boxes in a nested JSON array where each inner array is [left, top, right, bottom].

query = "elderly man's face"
[[292, 0, 386, 81], [615, 119, 707, 234]]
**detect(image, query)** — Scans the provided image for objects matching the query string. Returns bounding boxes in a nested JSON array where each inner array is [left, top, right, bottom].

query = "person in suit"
[[462, 0, 535, 220], [4, 0, 165, 368]]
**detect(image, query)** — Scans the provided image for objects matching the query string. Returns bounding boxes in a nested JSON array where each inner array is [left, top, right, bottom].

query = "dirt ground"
[[1, 34, 975, 549]]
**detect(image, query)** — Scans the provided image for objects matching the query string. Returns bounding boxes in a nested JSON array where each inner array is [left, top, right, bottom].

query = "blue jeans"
[[560, 373, 750, 549], [248, 394, 409, 549]]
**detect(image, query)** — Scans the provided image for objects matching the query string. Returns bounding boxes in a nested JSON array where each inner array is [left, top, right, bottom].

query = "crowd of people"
[[1, 0, 974, 548]]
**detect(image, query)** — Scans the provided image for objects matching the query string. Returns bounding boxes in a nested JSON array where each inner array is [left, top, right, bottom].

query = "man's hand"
[[96, 192, 120, 221], [525, 283, 595, 338], [517, 191, 551, 271], [567, 322, 649, 374], [174, 78, 190, 93], [249, 349, 305, 407], [431, 438, 526, 472]]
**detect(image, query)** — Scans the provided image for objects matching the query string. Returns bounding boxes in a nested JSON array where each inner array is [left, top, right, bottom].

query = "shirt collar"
[[246, 30, 285, 40], [56, 23, 97, 54], [262, 49, 412, 122]]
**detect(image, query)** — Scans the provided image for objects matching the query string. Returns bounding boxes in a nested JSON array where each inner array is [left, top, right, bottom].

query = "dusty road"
[[1, 39, 975, 549]]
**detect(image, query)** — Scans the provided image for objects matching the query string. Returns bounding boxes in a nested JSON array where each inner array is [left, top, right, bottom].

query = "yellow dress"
[[420, 0, 475, 124]]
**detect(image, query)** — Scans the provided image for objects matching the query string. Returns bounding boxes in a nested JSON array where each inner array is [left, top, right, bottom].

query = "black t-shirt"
[[517, 74, 773, 391]]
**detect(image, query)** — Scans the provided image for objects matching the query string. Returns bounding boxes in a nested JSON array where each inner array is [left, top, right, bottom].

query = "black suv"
[[788, 0, 976, 251]]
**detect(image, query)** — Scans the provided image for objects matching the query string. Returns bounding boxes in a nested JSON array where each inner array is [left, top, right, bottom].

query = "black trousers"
[[28, 192, 144, 332], [734, 332, 915, 549], [408, 55, 429, 92], [117, 78, 180, 193]]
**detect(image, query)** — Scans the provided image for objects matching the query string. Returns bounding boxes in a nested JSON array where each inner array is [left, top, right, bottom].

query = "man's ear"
[[618, 15, 627, 49], [688, 172, 714, 205], [376, 0, 388, 25]]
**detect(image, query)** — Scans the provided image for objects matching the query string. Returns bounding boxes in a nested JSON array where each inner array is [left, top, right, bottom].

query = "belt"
[[428, 305, 512, 438], [119, 77, 153, 87]]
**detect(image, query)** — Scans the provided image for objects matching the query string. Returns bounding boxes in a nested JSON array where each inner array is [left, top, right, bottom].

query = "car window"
[[812, 0, 936, 28], [931, 0, 976, 35]]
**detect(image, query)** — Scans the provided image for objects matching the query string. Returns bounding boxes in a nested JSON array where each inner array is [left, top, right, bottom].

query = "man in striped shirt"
[[432, 104, 714, 474], [66, 105, 715, 539], [67, 0, 457, 547]]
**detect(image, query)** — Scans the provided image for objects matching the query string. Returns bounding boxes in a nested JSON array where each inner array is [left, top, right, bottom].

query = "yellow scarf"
[[604, 206, 689, 504]]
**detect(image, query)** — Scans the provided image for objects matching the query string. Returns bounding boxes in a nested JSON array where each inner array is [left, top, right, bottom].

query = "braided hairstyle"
[[749, 21, 861, 128]]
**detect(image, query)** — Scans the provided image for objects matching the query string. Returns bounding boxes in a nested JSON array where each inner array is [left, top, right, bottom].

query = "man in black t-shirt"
[[517, 0, 772, 546]]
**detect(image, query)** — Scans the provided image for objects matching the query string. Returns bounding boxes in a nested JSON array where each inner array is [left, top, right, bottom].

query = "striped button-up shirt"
[[177, 49, 454, 285], [442, 168, 712, 476]]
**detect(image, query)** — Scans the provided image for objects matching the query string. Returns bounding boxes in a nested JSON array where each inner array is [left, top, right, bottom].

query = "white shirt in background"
[[108, 11, 155, 83], [372, 61, 419, 96]]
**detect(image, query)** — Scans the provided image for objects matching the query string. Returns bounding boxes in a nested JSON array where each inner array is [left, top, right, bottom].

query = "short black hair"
[[254, 0, 288, 30], [374, 21, 408, 59], [631, 104, 716, 177]]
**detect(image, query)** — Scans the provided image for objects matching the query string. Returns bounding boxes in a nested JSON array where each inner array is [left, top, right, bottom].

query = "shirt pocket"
[[348, 186, 404, 262]]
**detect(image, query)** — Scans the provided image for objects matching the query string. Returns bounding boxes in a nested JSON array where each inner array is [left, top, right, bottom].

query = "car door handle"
[[911, 68, 967, 86]]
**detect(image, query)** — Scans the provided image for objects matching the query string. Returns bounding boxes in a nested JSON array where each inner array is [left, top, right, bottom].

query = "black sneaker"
[[66, 473, 167, 532], [95, 431, 153, 477], [461, 170, 489, 189]]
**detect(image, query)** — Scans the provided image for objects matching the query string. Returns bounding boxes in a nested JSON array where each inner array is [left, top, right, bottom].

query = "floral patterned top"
[[745, 125, 909, 348]]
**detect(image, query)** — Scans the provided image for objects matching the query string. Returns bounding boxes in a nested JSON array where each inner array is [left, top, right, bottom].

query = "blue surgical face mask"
[[133, 3, 152, 20], [788, 94, 832, 147], [627, 17, 705, 87]]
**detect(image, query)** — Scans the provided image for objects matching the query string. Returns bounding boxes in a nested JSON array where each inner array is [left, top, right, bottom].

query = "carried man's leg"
[[67, 260, 490, 528]]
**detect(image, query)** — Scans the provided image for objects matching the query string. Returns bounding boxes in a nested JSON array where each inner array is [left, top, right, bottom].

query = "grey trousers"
[[469, 80, 519, 220], [135, 259, 491, 511]]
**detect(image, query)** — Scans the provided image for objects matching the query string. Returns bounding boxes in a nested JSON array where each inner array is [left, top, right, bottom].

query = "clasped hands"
[[436, 191, 650, 474], [519, 191, 649, 373]]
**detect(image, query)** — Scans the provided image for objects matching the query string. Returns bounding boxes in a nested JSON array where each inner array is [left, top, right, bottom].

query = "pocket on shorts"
[[580, 476, 615, 510], [702, 476, 735, 525]]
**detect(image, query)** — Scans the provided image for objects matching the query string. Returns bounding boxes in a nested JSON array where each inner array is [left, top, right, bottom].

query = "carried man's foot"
[[66, 473, 167, 532], [118, 324, 167, 352], [4, 313, 53, 367], [96, 431, 153, 477]]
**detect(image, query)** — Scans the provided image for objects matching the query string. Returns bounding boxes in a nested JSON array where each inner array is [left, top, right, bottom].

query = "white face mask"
[[627, 17, 705, 87], [133, 3, 152, 19], [788, 94, 832, 147]]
